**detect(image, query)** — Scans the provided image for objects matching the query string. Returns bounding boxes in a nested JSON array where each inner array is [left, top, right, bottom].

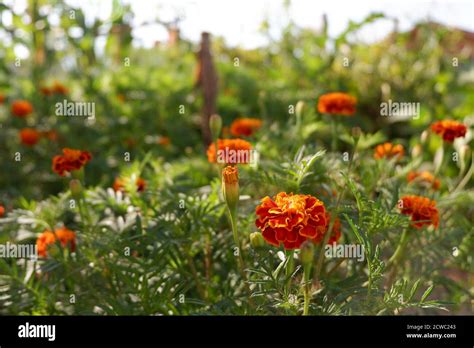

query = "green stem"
[[314, 135, 359, 285], [285, 250, 294, 294], [388, 228, 410, 266], [331, 119, 338, 152], [303, 263, 311, 316]]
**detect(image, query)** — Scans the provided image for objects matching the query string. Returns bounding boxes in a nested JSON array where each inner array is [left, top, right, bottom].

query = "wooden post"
[[195, 32, 218, 145]]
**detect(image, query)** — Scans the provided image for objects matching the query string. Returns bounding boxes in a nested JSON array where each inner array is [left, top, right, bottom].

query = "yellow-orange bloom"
[[52, 81, 68, 95], [317, 92, 357, 116], [399, 195, 439, 229], [407, 171, 440, 190], [431, 120, 467, 143], [36, 227, 76, 258], [207, 138, 252, 164], [230, 118, 262, 137], [19, 128, 41, 146], [374, 142, 404, 160], [113, 177, 147, 192], [255, 192, 328, 250], [11, 100, 33, 118], [52, 148, 92, 176]]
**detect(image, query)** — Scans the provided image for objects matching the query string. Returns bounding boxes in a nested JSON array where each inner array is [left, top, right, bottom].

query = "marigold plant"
[[431, 120, 467, 142], [230, 118, 262, 137], [36, 227, 76, 258], [399, 195, 439, 229], [255, 192, 329, 249], [374, 142, 405, 160], [317, 92, 357, 115], [52, 148, 92, 176]]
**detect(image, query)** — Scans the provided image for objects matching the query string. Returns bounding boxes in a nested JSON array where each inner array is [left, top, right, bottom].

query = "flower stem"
[[285, 250, 294, 294], [302, 263, 311, 316], [331, 119, 338, 152]]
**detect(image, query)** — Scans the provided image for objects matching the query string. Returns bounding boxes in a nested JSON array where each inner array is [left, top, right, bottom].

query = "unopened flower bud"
[[295, 101, 305, 119], [69, 179, 82, 199], [250, 231, 265, 249], [411, 144, 422, 158], [222, 166, 239, 212], [300, 240, 314, 266], [352, 126, 362, 141], [210, 114, 222, 142], [420, 130, 429, 144]]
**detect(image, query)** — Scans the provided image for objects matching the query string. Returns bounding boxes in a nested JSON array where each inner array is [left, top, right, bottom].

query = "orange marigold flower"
[[11, 100, 33, 118], [207, 138, 252, 164], [230, 118, 262, 137], [52, 148, 92, 176], [158, 136, 171, 146], [399, 195, 439, 229], [255, 192, 328, 250], [407, 171, 440, 190], [0, 205, 5, 217], [374, 142, 404, 160], [52, 81, 68, 95], [40, 86, 53, 96], [317, 92, 357, 116], [431, 120, 467, 143], [113, 177, 147, 192], [36, 227, 76, 258], [19, 128, 41, 146]]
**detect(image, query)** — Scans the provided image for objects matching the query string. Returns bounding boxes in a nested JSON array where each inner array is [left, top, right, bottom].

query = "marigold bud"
[[420, 130, 429, 144], [210, 114, 222, 141], [222, 166, 239, 212], [460, 144, 471, 165], [295, 100, 305, 119], [411, 144, 422, 158], [250, 231, 265, 249], [351, 126, 362, 141], [300, 240, 314, 266], [69, 179, 83, 199]]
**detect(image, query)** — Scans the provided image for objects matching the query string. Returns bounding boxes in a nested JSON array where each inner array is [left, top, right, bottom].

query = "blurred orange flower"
[[407, 171, 440, 190], [11, 100, 33, 118], [113, 177, 147, 192], [230, 118, 262, 137], [52, 81, 68, 95], [399, 195, 439, 229], [374, 142, 404, 160], [431, 120, 467, 143], [0, 94, 5, 104], [52, 148, 92, 176], [40, 86, 53, 96], [255, 192, 328, 250], [317, 92, 357, 116], [19, 128, 41, 146], [0, 205, 5, 217], [158, 136, 171, 146], [37, 227, 76, 258], [207, 138, 252, 164]]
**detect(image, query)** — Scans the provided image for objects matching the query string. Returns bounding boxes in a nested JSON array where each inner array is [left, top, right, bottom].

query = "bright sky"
[[6, 0, 474, 49]]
